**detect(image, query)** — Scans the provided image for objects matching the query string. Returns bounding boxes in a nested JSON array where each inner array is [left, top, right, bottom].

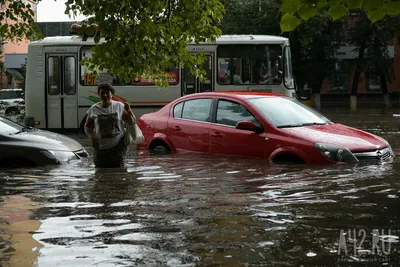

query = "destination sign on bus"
[[84, 72, 97, 85], [83, 72, 113, 85], [132, 72, 179, 85]]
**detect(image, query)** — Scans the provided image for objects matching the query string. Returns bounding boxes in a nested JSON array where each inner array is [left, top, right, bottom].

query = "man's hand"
[[124, 102, 132, 112], [123, 102, 136, 124]]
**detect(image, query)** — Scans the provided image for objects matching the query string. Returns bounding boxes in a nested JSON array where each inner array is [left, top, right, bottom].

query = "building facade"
[[0, 0, 37, 89], [321, 43, 400, 95]]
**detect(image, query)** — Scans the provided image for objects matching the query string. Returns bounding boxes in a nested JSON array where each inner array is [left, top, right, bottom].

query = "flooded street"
[[1, 107, 400, 267]]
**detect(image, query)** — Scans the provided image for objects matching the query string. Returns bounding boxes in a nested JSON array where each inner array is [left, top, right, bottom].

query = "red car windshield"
[[248, 97, 332, 128]]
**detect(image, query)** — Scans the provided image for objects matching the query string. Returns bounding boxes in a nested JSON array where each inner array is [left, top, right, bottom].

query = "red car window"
[[181, 98, 212, 122], [216, 99, 261, 127]]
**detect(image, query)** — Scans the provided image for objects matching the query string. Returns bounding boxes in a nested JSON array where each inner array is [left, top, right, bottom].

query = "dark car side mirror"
[[236, 120, 263, 133]]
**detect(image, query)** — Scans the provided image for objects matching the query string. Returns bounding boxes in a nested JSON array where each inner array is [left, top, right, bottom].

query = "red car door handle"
[[212, 132, 223, 138], [174, 126, 181, 131]]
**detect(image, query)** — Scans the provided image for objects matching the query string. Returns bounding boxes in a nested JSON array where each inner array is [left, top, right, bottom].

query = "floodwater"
[[1, 107, 400, 267]]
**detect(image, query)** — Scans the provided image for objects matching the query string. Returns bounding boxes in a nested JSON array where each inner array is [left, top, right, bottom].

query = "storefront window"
[[327, 60, 350, 92], [367, 72, 381, 92]]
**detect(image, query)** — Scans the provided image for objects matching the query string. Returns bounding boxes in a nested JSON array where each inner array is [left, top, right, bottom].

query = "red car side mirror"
[[236, 120, 263, 133]]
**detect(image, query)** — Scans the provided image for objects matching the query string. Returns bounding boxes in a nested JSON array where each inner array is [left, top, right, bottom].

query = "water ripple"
[[1, 110, 400, 266]]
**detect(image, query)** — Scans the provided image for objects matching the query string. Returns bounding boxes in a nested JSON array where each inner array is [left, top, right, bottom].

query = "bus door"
[[46, 54, 78, 130], [182, 53, 214, 95]]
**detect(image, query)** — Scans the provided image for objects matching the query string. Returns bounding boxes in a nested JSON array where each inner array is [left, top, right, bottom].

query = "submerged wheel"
[[149, 140, 171, 155], [272, 153, 305, 164], [5, 107, 20, 116]]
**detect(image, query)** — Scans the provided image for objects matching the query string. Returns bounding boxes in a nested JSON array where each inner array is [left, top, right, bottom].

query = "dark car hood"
[[280, 123, 387, 152], [2, 129, 83, 152]]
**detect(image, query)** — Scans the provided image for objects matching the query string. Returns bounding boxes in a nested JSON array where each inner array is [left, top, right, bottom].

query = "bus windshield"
[[284, 46, 295, 89], [217, 44, 283, 86]]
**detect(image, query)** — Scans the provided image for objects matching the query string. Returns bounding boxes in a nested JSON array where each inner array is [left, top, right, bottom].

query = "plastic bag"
[[124, 123, 145, 146]]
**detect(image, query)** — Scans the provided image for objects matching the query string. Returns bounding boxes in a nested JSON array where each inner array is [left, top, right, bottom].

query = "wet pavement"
[[1, 107, 400, 267]]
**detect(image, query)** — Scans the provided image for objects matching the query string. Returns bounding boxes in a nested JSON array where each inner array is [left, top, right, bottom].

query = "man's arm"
[[84, 115, 100, 150], [122, 103, 136, 125], [84, 115, 95, 139]]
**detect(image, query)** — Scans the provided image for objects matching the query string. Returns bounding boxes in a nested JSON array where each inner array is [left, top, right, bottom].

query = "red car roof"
[[198, 90, 286, 98], [170, 91, 288, 105], [217, 90, 285, 96]]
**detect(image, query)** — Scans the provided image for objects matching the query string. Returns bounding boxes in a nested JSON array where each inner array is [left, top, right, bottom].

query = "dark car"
[[0, 88, 24, 116], [0, 116, 88, 167]]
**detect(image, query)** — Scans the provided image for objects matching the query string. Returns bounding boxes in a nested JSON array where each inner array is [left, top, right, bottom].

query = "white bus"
[[24, 33, 296, 131]]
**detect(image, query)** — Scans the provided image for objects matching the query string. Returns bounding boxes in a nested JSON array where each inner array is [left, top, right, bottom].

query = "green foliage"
[[281, 0, 302, 14], [298, 4, 318, 21], [220, 0, 281, 35], [344, 0, 363, 10], [17, 58, 27, 90], [65, 0, 224, 87], [280, 14, 301, 32], [221, 0, 340, 92], [328, 4, 348, 21], [2, 0, 224, 88], [383, 1, 400, 15], [286, 9, 341, 92], [0, 0, 43, 42], [0, 47, 4, 90], [344, 11, 400, 83], [280, 0, 400, 32]]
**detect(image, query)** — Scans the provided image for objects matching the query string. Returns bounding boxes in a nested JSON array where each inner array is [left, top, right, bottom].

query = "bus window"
[[80, 46, 179, 86], [64, 57, 76, 95], [199, 55, 212, 92], [80, 47, 102, 86], [183, 67, 196, 94], [217, 58, 230, 84], [47, 57, 60, 95], [217, 44, 283, 86]]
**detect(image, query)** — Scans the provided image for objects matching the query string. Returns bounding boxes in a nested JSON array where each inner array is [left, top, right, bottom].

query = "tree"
[[1, 0, 224, 87], [0, 41, 4, 90], [0, 1, 41, 42], [220, 0, 281, 35], [285, 10, 342, 102], [279, 0, 400, 33], [344, 11, 400, 108], [220, 0, 341, 108], [17, 57, 27, 90]]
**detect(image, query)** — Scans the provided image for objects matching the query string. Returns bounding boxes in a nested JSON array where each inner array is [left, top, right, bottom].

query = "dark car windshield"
[[248, 97, 332, 128], [0, 116, 24, 133]]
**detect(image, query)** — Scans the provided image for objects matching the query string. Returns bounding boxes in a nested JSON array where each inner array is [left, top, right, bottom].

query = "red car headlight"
[[315, 143, 359, 163]]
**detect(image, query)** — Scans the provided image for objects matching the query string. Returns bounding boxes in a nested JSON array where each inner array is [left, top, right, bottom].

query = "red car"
[[137, 91, 394, 164]]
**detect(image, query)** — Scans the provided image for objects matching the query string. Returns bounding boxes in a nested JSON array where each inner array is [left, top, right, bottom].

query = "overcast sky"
[[36, 0, 87, 22]]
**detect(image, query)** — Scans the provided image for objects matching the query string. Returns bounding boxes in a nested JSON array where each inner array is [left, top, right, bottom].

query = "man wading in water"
[[84, 83, 136, 168]]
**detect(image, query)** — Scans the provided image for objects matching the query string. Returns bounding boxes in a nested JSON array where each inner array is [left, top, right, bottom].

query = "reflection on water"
[[1, 108, 400, 266]]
